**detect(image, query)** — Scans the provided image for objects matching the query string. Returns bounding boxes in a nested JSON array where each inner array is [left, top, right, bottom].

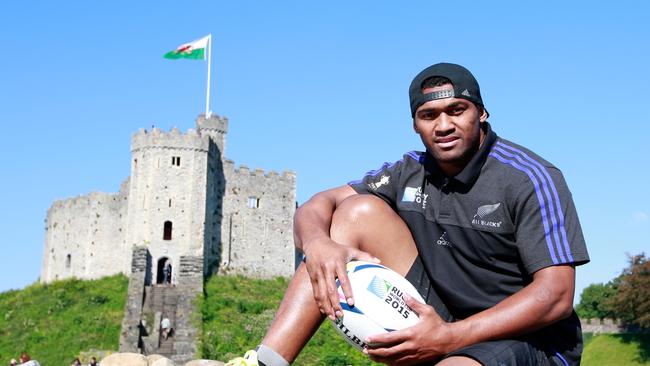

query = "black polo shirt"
[[349, 123, 589, 363]]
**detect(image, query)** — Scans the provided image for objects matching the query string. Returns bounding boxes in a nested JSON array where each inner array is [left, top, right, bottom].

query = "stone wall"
[[119, 246, 151, 352], [42, 180, 129, 282], [580, 318, 650, 334], [220, 161, 297, 278]]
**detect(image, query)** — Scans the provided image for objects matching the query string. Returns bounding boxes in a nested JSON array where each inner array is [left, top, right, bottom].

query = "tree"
[[576, 282, 617, 319], [609, 253, 650, 328]]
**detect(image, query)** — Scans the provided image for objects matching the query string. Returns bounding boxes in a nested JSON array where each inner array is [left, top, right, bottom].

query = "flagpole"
[[205, 34, 212, 119]]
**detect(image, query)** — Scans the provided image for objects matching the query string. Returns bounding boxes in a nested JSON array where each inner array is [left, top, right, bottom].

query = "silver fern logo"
[[473, 203, 501, 219], [472, 203, 503, 228]]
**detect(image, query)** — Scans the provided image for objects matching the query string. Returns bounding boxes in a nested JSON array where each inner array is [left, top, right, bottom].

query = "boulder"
[[146, 355, 165, 364], [150, 358, 176, 366], [99, 353, 148, 366], [183, 360, 224, 366]]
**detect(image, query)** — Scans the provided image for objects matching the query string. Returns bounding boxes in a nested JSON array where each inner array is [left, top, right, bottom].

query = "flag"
[[164, 35, 209, 60]]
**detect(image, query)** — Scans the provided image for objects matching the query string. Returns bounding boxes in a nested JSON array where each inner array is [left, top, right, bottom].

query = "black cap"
[[409, 62, 485, 117]]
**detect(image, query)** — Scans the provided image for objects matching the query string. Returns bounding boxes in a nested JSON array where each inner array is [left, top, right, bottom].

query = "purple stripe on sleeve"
[[493, 146, 567, 263], [489, 151, 559, 264], [496, 141, 574, 262], [554, 351, 570, 366], [348, 151, 422, 186]]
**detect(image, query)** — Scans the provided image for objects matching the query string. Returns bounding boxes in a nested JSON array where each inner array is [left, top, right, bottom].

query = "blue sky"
[[0, 1, 648, 305]]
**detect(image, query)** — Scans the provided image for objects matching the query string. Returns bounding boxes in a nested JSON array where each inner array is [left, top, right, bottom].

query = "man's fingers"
[[318, 276, 335, 320], [350, 248, 381, 264], [366, 327, 411, 347], [325, 264, 344, 318], [402, 293, 428, 316], [364, 338, 413, 362], [310, 266, 335, 319], [335, 262, 354, 306]]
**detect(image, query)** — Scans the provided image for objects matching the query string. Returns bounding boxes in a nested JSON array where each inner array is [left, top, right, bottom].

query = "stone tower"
[[126, 116, 227, 287]]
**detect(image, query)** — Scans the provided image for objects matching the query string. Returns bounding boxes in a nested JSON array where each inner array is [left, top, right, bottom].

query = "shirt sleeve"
[[347, 155, 411, 207], [515, 166, 590, 274]]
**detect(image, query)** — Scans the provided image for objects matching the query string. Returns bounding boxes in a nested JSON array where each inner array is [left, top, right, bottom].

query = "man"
[[161, 316, 172, 340], [227, 62, 589, 366]]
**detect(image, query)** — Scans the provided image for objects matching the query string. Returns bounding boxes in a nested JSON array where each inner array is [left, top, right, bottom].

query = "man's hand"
[[303, 237, 379, 320], [364, 294, 457, 366]]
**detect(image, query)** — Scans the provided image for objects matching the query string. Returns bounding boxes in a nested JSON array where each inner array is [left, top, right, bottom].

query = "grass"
[[200, 274, 379, 365], [0, 274, 128, 365], [2, 273, 649, 365], [582, 333, 650, 365]]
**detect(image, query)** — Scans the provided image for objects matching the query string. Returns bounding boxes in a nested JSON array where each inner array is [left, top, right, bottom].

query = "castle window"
[[172, 156, 181, 166], [66, 254, 71, 269], [169, 199, 172, 207], [163, 221, 173, 240], [248, 196, 260, 209]]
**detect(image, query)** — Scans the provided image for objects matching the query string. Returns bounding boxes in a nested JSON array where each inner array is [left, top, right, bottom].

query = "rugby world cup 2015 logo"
[[368, 275, 392, 299], [367, 276, 413, 320]]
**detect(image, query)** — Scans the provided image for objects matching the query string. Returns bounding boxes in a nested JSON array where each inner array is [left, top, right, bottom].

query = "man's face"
[[413, 84, 488, 176]]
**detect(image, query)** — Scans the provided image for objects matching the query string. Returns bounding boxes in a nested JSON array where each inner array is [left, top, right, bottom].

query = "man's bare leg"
[[260, 195, 418, 363], [436, 356, 481, 365]]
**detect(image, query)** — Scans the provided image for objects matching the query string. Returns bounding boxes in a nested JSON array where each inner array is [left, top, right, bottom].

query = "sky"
[[0, 1, 648, 305]]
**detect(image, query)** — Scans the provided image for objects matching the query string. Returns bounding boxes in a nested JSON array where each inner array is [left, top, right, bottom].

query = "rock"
[[146, 354, 165, 364], [99, 352, 148, 366], [151, 358, 176, 366], [183, 360, 225, 366]]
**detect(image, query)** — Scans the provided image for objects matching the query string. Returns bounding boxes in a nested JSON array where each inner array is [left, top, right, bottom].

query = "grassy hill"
[[200, 274, 378, 365], [1, 274, 649, 365], [582, 333, 650, 366], [199, 275, 650, 365], [0, 274, 128, 365]]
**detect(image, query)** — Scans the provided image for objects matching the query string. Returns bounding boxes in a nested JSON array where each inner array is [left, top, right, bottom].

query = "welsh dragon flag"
[[164, 35, 209, 60]]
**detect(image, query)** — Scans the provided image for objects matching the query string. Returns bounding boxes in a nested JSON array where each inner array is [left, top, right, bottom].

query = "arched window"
[[163, 221, 173, 240], [66, 254, 71, 269]]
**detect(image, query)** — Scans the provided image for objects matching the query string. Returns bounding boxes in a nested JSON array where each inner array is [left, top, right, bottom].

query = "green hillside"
[[1, 274, 648, 365], [0, 274, 128, 365], [200, 275, 650, 365], [582, 333, 650, 366], [200, 274, 379, 365]]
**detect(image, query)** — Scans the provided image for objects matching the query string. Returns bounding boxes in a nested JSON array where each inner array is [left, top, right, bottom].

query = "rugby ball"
[[331, 260, 425, 351]]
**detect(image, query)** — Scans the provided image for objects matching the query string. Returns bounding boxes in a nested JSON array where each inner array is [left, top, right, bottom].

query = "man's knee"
[[332, 194, 395, 226], [330, 194, 416, 272]]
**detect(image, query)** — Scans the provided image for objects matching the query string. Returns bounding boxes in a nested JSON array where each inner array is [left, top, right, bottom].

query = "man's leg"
[[260, 195, 419, 363], [436, 357, 481, 365], [256, 195, 481, 365]]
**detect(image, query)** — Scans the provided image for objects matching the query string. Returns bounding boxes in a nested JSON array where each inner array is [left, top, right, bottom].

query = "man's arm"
[[294, 185, 378, 320], [365, 264, 576, 365]]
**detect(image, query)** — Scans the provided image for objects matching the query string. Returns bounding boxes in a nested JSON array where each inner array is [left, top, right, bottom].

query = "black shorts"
[[404, 256, 571, 366]]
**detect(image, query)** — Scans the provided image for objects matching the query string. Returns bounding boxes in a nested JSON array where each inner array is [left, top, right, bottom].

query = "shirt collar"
[[423, 122, 498, 187]]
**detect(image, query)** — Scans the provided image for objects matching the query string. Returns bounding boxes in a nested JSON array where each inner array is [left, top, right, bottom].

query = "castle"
[[40, 114, 297, 360], [42, 114, 297, 284]]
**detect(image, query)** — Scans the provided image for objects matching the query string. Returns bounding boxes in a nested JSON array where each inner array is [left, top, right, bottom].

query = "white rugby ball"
[[331, 260, 425, 351]]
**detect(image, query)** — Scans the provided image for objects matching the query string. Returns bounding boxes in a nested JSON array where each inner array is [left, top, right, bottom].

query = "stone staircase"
[[142, 285, 179, 357], [119, 248, 203, 364]]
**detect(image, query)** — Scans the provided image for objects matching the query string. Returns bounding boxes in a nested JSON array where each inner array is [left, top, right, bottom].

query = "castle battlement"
[[231, 164, 296, 181], [48, 191, 122, 211], [195, 113, 228, 134], [131, 126, 211, 153]]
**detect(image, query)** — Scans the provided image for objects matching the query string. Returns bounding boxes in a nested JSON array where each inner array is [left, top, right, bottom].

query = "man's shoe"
[[225, 350, 259, 366]]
